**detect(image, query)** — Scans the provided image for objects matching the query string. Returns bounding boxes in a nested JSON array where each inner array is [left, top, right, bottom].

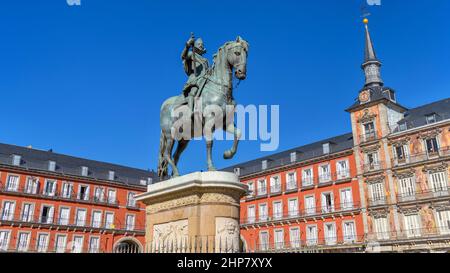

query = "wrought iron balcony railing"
[[392, 146, 450, 167]]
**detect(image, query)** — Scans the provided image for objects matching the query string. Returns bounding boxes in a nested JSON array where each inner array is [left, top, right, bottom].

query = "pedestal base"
[[135, 171, 248, 253]]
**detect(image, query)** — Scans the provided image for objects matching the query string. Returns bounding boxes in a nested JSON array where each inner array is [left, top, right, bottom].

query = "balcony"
[[256, 187, 267, 197], [0, 184, 120, 208], [397, 187, 450, 203], [363, 161, 383, 173], [368, 226, 450, 243], [360, 131, 378, 144], [240, 202, 361, 226], [392, 146, 450, 167], [368, 196, 387, 207], [0, 212, 145, 234], [270, 185, 281, 195], [285, 181, 298, 193]]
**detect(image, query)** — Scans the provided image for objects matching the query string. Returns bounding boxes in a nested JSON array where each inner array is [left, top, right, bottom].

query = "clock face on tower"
[[359, 90, 370, 103]]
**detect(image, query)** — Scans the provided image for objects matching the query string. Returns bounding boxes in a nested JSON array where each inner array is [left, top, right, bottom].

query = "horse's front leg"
[[224, 123, 241, 159], [206, 140, 216, 171]]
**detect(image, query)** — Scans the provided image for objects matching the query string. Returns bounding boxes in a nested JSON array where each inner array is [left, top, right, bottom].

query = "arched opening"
[[113, 238, 143, 253]]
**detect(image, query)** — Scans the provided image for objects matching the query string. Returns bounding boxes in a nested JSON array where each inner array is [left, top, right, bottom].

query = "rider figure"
[[181, 34, 209, 113]]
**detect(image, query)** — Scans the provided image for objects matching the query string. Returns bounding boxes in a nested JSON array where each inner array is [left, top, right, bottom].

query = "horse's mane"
[[212, 38, 249, 66]]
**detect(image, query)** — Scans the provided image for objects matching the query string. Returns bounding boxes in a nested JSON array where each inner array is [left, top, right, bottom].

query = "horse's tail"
[[157, 131, 168, 178]]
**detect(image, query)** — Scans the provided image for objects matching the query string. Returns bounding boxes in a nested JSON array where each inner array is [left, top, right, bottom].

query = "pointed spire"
[[361, 18, 383, 87]]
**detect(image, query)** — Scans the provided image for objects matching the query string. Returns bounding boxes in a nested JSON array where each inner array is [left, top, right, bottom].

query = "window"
[[61, 182, 73, 198], [0, 231, 10, 251], [40, 205, 54, 224], [88, 237, 100, 253], [393, 144, 410, 164], [369, 182, 385, 204], [92, 211, 102, 228], [363, 122, 376, 140], [247, 182, 255, 196], [305, 196, 315, 215], [302, 168, 314, 186], [247, 206, 255, 224], [322, 143, 330, 154], [289, 227, 300, 248], [43, 179, 56, 196], [55, 235, 67, 253], [366, 152, 379, 171], [81, 166, 89, 176], [258, 204, 268, 222], [107, 189, 117, 204], [126, 214, 135, 230], [425, 137, 439, 155], [108, 171, 115, 180], [233, 168, 240, 176], [257, 179, 267, 195], [25, 177, 39, 194], [6, 175, 19, 192], [270, 176, 281, 193], [17, 232, 30, 252], [340, 189, 353, 210], [21, 203, 34, 222], [12, 154, 21, 166], [48, 161, 56, 172], [404, 214, 421, 238], [261, 160, 267, 170], [259, 231, 269, 251], [288, 199, 298, 217], [36, 234, 49, 252], [321, 192, 334, 213], [436, 210, 450, 235], [105, 212, 114, 229], [290, 152, 297, 163], [324, 223, 337, 245], [273, 201, 282, 220], [127, 192, 137, 207], [274, 229, 284, 250], [140, 179, 147, 186], [72, 236, 84, 253], [94, 187, 105, 202], [1, 201, 15, 221], [343, 221, 356, 243], [286, 172, 297, 190], [336, 160, 350, 179], [319, 164, 331, 183], [429, 171, 448, 194], [306, 225, 318, 246], [426, 114, 437, 124], [398, 177, 416, 200], [398, 122, 407, 131], [78, 185, 90, 201], [373, 217, 389, 240], [75, 209, 87, 227], [59, 207, 70, 225]]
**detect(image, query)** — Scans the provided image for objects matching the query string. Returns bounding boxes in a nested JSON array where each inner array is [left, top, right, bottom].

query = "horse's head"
[[226, 36, 249, 80]]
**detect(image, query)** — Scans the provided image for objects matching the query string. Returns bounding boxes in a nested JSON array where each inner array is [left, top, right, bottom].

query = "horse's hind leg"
[[165, 138, 179, 177], [173, 140, 189, 166], [206, 140, 216, 171]]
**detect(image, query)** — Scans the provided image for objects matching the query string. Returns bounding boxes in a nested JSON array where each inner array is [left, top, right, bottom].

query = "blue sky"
[[0, 0, 449, 174]]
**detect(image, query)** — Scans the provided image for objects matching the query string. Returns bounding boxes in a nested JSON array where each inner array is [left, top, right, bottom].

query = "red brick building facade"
[[0, 143, 155, 253]]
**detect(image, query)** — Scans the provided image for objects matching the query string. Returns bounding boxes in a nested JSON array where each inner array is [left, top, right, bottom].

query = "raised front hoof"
[[223, 150, 234, 160]]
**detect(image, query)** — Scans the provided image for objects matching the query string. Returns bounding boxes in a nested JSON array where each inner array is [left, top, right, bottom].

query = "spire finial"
[[361, 18, 383, 87]]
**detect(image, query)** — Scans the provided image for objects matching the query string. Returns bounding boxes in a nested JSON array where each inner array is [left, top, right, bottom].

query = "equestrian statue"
[[157, 34, 249, 178]]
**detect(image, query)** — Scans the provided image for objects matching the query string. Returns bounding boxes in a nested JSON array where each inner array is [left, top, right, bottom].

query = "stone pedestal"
[[135, 171, 248, 253]]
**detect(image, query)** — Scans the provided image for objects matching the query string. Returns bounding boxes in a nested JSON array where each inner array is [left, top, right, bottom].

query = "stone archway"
[[113, 237, 143, 253]]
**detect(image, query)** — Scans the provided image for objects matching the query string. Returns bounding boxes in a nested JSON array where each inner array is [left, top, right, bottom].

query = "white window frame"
[[288, 198, 298, 217], [21, 202, 35, 222], [306, 225, 318, 246], [127, 192, 137, 207], [6, 174, 19, 192], [88, 236, 101, 253], [58, 206, 70, 226], [91, 210, 102, 228], [72, 235, 84, 253], [304, 195, 316, 215], [398, 176, 416, 201], [1, 200, 16, 221], [16, 231, 31, 252], [36, 233, 49, 253], [336, 159, 350, 179], [286, 172, 297, 190], [77, 184, 90, 201], [302, 168, 314, 186], [247, 205, 255, 224], [373, 216, 390, 240], [259, 231, 269, 251], [342, 221, 357, 243], [40, 204, 54, 224], [321, 191, 335, 213], [107, 189, 117, 204], [319, 164, 331, 183], [289, 227, 300, 248], [61, 182, 73, 199], [43, 179, 57, 197], [324, 222, 337, 245], [0, 230, 11, 251], [274, 229, 284, 250], [247, 181, 255, 196], [340, 188, 353, 210], [54, 234, 67, 253], [270, 176, 281, 193], [428, 171, 448, 196], [75, 208, 87, 227], [258, 203, 268, 222], [403, 214, 421, 238], [125, 214, 136, 231], [435, 209, 450, 235], [24, 176, 40, 194], [104, 211, 115, 229], [272, 200, 283, 220], [257, 179, 267, 196]]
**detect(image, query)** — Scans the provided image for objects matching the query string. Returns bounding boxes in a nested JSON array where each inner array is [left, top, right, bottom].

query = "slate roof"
[[222, 133, 354, 177], [0, 143, 157, 187], [393, 98, 450, 133], [346, 85, 407, 112]]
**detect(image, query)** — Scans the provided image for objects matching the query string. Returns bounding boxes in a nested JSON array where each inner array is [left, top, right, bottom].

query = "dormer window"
[[322, 143, 330, 154], [81, 166, 89, 177], [426, 114, 437, 124], [48, 161, 56, 172], [147, 177, 153, 185], [290, 152, 297, 163], [140, 179, 147, 186], [398, 122, 407, 132], [234, 168, 241, 176], [108, 171, 115, 180], [261, 160, 268, 170], [12, 154, 21, 166]]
